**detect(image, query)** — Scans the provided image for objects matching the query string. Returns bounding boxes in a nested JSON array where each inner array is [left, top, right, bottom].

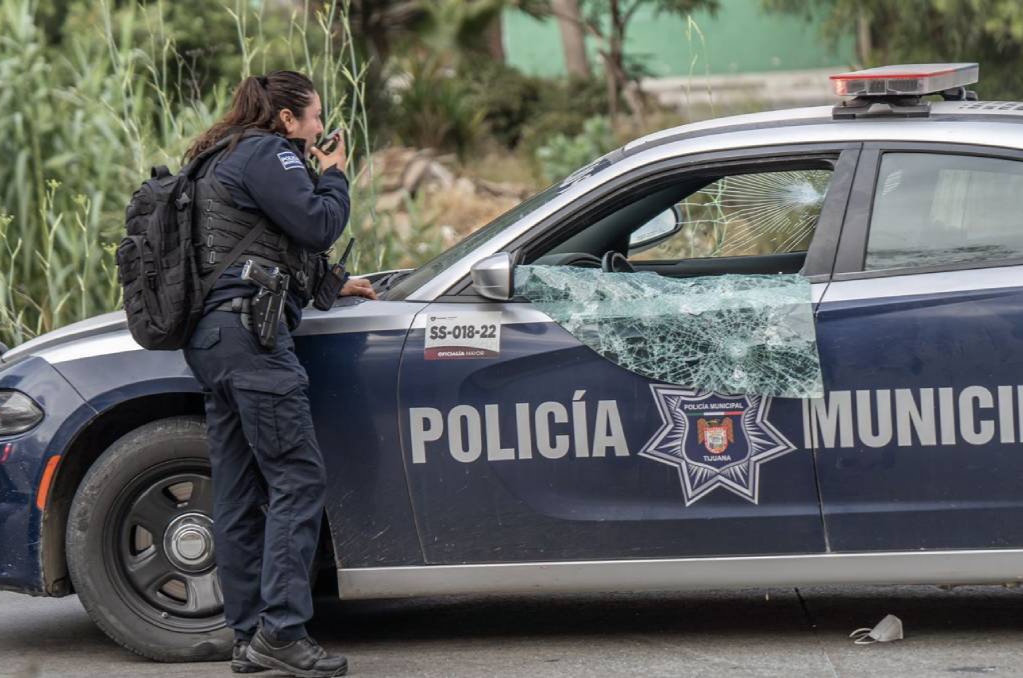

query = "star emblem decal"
[[638, 385, 797, 505]]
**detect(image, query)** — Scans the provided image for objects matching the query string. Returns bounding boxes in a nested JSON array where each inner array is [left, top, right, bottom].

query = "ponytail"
[[185, 70, 316, 161]]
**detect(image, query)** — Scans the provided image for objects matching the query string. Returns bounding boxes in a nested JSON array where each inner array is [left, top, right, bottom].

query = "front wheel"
[[66, 416, 232, 662]]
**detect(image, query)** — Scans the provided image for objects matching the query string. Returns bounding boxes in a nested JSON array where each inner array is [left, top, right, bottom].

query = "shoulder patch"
[[276, 151, 305, 171]]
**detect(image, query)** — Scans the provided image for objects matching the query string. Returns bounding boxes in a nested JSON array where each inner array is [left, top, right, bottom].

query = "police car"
[[3, 63, 1023, 662]]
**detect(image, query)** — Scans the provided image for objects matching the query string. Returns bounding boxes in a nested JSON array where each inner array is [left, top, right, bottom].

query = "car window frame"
[[440, 142, 861, 300], [833, 141, 1023, 280]]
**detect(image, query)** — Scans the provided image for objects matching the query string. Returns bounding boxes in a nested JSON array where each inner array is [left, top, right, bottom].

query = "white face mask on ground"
[[850, 614, 904, 644]]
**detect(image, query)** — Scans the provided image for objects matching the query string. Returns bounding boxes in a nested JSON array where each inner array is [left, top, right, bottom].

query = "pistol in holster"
[[240, 260, 290, 350]]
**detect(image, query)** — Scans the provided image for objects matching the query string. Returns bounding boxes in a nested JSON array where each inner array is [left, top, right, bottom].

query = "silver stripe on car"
[[824, 265, 1023, 304], [338, 549, 1023, 600]]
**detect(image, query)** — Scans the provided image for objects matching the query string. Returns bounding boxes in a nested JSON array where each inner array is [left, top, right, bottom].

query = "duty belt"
[[213, 297, 252, 314]]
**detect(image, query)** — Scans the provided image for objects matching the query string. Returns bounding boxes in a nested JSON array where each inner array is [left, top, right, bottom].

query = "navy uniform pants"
[[184, 310, 324, 643]]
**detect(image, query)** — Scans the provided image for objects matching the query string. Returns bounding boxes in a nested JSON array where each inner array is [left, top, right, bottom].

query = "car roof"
[[624, 100, 1023, 157]]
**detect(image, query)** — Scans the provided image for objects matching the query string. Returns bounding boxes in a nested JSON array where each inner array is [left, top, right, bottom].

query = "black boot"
[[231, 640, 267, 674], [246, 628, 348, 677]]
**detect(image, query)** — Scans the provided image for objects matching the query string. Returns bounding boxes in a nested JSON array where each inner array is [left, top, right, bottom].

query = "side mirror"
[[629, 205, 683, 253], [470, 252, 514, 301]]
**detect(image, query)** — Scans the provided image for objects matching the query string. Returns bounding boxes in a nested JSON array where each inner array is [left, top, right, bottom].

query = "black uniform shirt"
[[204, 133, 351, 327]]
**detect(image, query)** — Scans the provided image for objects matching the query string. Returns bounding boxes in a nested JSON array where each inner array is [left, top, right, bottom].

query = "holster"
[[250, 274, 289, 350]]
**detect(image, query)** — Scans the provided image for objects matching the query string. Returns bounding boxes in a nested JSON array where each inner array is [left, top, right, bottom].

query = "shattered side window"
[[631, 169, 832, 260], [514, 266, 823, 398]]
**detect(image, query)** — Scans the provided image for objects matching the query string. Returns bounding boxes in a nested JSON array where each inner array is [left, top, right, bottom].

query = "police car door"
[[399, 145, 858, 565], [816, 142, 1023, 551]]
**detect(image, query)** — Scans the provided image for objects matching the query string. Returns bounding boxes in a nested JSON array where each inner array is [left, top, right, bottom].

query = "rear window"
[[865, 153, 1023, 271]]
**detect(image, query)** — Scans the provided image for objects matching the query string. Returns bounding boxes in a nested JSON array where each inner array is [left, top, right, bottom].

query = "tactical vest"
[[192, 134, 320, 300]]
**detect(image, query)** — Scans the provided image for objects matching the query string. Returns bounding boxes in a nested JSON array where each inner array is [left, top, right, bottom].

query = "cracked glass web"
[[632, 169, 831, 260], [514, 266, 823, 398]]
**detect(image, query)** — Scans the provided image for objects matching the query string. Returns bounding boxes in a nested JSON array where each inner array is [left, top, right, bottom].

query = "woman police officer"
[[182, 70, 374, 677]]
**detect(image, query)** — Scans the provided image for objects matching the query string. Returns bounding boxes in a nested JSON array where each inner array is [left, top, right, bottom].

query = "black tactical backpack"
[[117, 133, 264, 350]]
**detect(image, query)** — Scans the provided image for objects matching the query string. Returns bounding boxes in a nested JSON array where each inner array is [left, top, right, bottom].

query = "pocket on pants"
[[231, 369, 309, 458], [183, 327, 222, 388]]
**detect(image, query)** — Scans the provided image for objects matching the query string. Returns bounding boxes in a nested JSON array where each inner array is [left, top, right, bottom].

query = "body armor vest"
[[192, 138, 320, 300]]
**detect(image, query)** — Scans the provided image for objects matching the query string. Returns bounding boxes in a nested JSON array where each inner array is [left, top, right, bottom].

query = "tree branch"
[[547, 5, 605, 39], [622, 0, 644, 27]]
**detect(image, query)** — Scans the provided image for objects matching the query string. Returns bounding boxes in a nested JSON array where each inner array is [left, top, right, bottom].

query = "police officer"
[[181, 70, 374, 677]]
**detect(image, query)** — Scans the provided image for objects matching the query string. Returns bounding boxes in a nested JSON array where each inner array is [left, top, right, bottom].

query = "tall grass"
[[0, 0, 386, 348]]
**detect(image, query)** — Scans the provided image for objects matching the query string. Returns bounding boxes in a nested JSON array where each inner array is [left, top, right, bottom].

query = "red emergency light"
[[831, 63, 979, 98]]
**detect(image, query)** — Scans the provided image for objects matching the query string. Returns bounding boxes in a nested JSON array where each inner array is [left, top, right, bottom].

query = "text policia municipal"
[[408, 385, 1023, 465]]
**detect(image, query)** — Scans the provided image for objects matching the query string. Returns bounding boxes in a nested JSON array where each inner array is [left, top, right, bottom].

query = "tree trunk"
[[486, 12, 506, 63], [607, 0, 645, 124], [553, 0, 590, 77], [856, 9, 872, 67], [605, 0, 624, 123], [602, 51, 620, 122]]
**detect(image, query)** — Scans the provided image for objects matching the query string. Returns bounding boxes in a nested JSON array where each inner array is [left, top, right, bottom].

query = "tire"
[[66, 416, 232, 662]]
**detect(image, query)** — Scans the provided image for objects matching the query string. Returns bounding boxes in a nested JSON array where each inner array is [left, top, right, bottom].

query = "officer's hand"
[[311, 131, 347, 174], [340, 276, 377, 300]]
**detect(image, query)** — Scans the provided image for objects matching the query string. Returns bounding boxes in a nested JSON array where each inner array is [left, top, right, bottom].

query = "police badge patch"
[[277, 151, 305, 171], [639, 385, 796, 505]]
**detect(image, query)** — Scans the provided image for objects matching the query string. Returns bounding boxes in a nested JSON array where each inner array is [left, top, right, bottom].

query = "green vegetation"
[[764, 0, 1023, 100], [464, 61, 611, 157], [0, 0, 376, 347], [387, 57, 485, 158], [536, 116, 615, 183]]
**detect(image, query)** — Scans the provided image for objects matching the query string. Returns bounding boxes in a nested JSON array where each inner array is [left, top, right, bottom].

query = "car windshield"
[[386, 149, 625, 301], [385, 184, 565, 301]]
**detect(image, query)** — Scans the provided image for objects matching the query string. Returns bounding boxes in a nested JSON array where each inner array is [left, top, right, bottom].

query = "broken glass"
[[514, 266, 823, 398], [631, 169, 832, 261]]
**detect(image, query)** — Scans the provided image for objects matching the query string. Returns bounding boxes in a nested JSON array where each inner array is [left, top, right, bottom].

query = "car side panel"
[[815, 277, 1023, 550], [297, 328, 426, 567], [48, 310, 427, 568], [398, 307, 826, 564], [51, 325, 427, 570], [0, 357, 90, 594]]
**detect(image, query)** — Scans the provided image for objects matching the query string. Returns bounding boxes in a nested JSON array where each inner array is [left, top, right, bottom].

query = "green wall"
[[504, 0, 855, 78]]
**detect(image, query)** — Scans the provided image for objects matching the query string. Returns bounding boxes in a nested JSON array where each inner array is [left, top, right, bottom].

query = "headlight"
[[0, 390, 44, 435]]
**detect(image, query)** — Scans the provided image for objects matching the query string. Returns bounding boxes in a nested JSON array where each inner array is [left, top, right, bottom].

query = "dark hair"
[[185, 70, 316, 161]]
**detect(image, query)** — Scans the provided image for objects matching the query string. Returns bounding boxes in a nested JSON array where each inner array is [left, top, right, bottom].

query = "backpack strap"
[[206, 147, 244, 205], [185, 128, 271, 180], [199, 216, 270, 301]]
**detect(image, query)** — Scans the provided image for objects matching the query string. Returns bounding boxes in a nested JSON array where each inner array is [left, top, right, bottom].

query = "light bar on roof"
[[830, 63, 978, 97]]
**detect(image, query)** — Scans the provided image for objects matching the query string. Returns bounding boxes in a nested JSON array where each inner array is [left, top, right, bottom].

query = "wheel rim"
[[105, 459, 226, 632]]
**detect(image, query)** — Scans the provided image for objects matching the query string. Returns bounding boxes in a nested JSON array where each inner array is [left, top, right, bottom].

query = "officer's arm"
[[241, 137, 351, 251]]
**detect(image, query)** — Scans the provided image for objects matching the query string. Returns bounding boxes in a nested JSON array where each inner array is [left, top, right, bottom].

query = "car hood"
[[1, 311, 128, 366], [0, 268, 414, 368]]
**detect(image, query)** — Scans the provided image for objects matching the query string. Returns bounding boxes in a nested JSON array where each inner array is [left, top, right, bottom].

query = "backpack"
[[116, 133, 266, 350]]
